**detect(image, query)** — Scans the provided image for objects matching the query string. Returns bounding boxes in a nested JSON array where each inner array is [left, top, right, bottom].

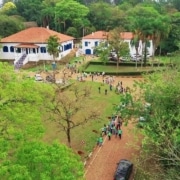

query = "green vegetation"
[[0, 0, 179, 55], [43, 80, 120, 154], [85, 64, 164, 74], [0, 0, 180, 178], [0, 62, 85, 179], [115, 66, 180, 179]]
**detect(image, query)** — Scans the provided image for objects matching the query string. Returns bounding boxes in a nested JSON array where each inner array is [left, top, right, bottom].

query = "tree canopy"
[[0, 63, 84, 179]]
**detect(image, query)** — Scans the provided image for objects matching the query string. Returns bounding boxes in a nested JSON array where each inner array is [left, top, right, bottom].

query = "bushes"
[[80, 61, 166, 76]]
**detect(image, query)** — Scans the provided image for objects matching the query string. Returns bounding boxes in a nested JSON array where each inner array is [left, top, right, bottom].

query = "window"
[[95, 41, 98, 46], [10, 46, 14, 52], [85, 42, 88, 46], [16, 48, 21, 53], [33, 48, 36, 53], [3, 46, 8, 52], [40, 47, 46, 53]]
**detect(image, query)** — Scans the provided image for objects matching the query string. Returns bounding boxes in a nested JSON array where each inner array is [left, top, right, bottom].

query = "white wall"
[[82, 39, 101, 54], [0, 40, 74, 63], [82, 38, 153, 57]]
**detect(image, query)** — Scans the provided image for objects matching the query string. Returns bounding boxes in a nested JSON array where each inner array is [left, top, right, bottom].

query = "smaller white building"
[[0, 27, 74, 67], [81, 31, 153, 57]]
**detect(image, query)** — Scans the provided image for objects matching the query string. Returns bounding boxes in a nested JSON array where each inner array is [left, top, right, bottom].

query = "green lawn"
[[85, 64, 165, 73], [42, 81, 121, 159]]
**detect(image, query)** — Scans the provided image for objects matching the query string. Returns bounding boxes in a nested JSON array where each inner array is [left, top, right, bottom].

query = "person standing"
[[118, 128, 122, 139], [98, 87, 101, 93], [110, 84, 113, 91], [103, 124, 107, 135], [108, 131, 112, 140], [105, 89, 107, 95], [99, 136, 103, 146]]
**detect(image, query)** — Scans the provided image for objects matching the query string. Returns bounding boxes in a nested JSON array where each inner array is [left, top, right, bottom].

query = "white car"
[[35, 74, 43, 81]]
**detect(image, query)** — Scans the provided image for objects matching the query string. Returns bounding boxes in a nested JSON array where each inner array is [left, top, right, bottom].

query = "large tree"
[[0, 141, 84, 179], [108, 28, 129, 69], [15, 0, 43, 24], [128, 5, 170, 66], [117, 68, 180, 179], [0, 62, 51, 163], [88, 2, 127, 31], [0, 63, 84, 179], [55, 0, 89, 33], [48, 83, 100, 147], [47, 35, 60, 62], [94, 41, 110, 65], [0, 14, 24, 37], [0, 2, 18, 16]]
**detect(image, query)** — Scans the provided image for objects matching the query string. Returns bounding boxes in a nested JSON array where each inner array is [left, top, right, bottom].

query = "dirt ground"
[[84, 122, 141, 180]]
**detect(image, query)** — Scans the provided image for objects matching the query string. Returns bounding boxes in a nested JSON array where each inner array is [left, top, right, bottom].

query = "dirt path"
[[84, 122, 141, 180]]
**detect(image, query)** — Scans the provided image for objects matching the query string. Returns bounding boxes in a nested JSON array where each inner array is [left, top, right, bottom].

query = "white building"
[[0, 27, 74, 67], [81, 31, 153, 57]]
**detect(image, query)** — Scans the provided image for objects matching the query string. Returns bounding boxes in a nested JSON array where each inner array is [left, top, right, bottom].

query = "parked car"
[[114, 159, 133, 180], [35, 74, 43, 81]]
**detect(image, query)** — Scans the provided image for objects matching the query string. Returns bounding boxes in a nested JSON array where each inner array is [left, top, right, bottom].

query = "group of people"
[[97, 115, 123, 147]]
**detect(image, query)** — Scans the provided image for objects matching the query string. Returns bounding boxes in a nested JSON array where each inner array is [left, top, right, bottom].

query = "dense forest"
[[0, 0, 180, 54]]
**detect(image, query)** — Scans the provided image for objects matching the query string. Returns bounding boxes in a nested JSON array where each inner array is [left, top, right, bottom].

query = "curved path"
[[84, 123, 141, 180]]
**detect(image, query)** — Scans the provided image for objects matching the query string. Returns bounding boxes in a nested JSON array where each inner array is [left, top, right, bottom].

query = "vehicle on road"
[[114, 159, 133, 180]]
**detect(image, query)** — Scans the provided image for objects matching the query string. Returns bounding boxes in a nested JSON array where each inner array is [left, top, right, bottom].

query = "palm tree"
[[108, 28, 129, 69], [130, 30, 141, 68]]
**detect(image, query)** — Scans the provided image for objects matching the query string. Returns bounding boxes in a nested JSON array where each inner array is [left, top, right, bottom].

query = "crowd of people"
[[97, 115, 123, 147]]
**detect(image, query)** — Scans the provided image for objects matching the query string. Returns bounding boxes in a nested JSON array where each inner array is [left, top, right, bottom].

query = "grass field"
[[85, 64, 165, 73], [42, 80, 121, 159]]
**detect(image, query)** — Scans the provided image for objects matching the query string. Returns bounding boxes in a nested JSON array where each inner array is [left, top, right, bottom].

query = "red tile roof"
[[120, 32, 133, 40], [83, 31, 108, 40], [1, 27, 74, 43], [83, 31, 133, 40]]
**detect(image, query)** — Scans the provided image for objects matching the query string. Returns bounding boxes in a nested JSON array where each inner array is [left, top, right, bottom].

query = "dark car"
[[114, 159, 133, 180]]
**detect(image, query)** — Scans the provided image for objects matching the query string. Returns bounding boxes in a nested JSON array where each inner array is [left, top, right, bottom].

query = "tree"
[[128, 5, 169, 66], [108, 28, 129, 69], [0, 63, 84, 179], [130, 30, 142, 68], [0, 2, 18, 16], [15, 0, 43, 25], [0, 141, 84, 179], [0, 14, 24, 37], [161, 12, 180, 54], [0, 62, 53, 162], [117, 68, 180, 179], [55, 0, 89, 33], [40, 0, 56, 28], [48, 83, 100, 147], [88, 2, 127, 30], [94, 41, 110, 65], [66, 27, 78, 37], [47, 35, 60, 62]]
